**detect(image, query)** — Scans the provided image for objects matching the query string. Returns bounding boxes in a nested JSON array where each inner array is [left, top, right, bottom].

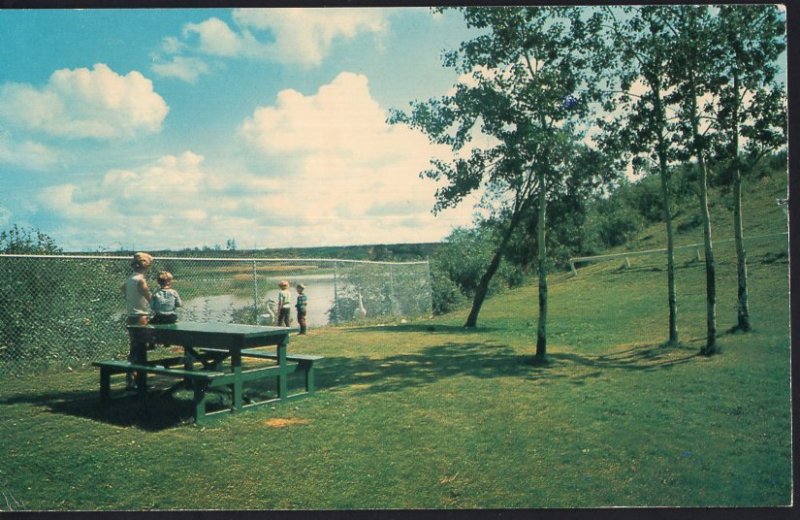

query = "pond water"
[[181, 274, 337, 328]]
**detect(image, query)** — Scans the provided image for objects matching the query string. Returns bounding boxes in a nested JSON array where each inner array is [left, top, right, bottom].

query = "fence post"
[[332, 261, 339, 325], [426, 259, 434, 317], [252, 260, 259, 324], [389, 264, 399, 315]]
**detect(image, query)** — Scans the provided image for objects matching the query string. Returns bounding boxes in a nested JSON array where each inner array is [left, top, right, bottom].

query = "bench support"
[[93, 351, 322, 425]]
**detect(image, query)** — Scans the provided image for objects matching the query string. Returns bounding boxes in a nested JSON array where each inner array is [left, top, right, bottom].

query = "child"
[[121, 252, 153, 389], [277, 280, 292, 327], [295, 283, 308, 334], [150, 271, 182, 324]]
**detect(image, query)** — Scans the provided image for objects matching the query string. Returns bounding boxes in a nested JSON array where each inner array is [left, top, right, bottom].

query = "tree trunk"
[[731, 71, 751, 332], [464, 247, 505, 328], [659, 162, 679, 346], [654, 86, 679, 346], [534, 172, 548, 362], [463, 194, 530, 328], [687, 63, 717, 356], [698, 155, 717, 355], [733, 164, 750, 332]]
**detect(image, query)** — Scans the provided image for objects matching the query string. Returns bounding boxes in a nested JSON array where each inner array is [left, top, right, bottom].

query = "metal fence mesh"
[[0, 254, 431, 373]]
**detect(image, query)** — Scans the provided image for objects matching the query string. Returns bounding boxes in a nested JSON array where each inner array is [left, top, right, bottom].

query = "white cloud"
[[36, 151, 223, 249], [0, 63, 168, 139], [32, 73, 478, 250], [38, 184, 113, 219], [0, 131, 59, 170], [237, 71, 475, 246], [183, 17, 247, 57], [153, 8, 390, 81], [232, 8, 388, 66], [151, 56, 210, 84], [240, 72, 413, 161]]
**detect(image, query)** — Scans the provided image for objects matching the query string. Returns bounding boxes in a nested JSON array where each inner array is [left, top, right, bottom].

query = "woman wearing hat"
[[121, 252, 153, 390]]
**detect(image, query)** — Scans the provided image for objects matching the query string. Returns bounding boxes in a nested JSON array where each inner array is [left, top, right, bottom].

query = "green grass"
[[0, 175, 790, 510]]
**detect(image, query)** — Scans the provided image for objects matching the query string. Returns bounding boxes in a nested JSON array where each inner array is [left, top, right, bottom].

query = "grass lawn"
[[0, 176, 791, 510], [0, 240, 790, 510]]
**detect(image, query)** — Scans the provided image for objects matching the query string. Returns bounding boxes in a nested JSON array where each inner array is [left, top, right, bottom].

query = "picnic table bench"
[[92, 321, 323, 424]]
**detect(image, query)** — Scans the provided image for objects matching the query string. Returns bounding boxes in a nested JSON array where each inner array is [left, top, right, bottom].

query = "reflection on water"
[[181, 276, 337, 328]]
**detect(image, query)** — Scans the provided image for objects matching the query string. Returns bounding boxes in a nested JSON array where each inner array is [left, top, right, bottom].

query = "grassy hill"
[[0, 168, 790, 510]]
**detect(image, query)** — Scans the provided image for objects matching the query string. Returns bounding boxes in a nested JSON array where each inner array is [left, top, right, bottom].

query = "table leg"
[[277, 336, 288, 399], [193, 379, 208, 424], [183, 346, 194, 387], [232, 348, 243, 411], [99, 367, 111, 402]]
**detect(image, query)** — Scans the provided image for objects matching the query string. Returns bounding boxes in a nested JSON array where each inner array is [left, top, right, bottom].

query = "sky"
[[0, 7, 485, 252], [0, 5, 789, 253]]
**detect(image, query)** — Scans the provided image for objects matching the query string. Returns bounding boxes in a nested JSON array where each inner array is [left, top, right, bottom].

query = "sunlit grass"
[[0, 172, 790, 510]]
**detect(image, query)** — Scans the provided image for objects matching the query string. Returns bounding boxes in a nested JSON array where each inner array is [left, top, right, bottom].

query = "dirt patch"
[[263, 418, 311, 428]]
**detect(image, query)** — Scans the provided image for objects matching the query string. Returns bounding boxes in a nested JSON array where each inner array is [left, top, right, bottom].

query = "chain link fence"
[[0, 254, 432, 373]]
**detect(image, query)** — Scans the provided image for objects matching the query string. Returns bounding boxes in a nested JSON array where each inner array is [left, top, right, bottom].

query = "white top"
[[278, 288, 292, 309], [125, 273, 150, 317]]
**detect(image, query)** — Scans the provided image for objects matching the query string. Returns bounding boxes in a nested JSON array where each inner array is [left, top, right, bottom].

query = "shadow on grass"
[[549, 343, 699, 372], [317, 341, 555, 395], [350, 323, 501, 334], [0, 379, 270, 431], [0, 340, 701, 428], [315, 340, 701, 395]]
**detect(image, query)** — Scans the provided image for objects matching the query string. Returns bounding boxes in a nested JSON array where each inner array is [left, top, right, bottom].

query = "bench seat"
[[196, 348, 323, 395], [92, 359, 224, 380], [197, 347, 323, 363]]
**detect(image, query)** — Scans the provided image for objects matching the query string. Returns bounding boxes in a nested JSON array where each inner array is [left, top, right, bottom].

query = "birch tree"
[[665, 5, 720, 355], [712, 4, 786, 333], [597, 5, 684, 347], [390, 6, 605, 363]]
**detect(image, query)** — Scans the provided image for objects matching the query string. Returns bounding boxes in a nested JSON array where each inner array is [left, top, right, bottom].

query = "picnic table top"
[[128, 321, 298, 337]]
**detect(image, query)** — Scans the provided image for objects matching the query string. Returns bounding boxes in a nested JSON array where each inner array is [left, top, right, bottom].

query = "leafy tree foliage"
[[706, 5, 786, 333], [594, 5, 690, 346], [391, 6, 611, 362], [1, 224, 61, 254]]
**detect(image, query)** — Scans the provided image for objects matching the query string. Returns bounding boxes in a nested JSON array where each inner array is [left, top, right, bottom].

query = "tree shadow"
[[0, 340, 703, 428], [549, 342, 699, 372], [350, 323, 501, 334], [312, 339, 702, 395], [314, 340, 564, 395]]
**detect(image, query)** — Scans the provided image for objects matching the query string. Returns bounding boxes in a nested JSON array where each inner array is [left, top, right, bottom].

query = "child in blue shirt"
[[295, 284, 308, 334], [150, 271, 182, 324]]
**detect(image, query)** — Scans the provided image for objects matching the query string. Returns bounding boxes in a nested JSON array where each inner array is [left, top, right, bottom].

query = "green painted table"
[[120, 321, 303, 423]]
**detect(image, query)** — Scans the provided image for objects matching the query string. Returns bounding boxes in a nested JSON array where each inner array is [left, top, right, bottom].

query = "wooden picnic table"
[[93, 321, 322, 424]]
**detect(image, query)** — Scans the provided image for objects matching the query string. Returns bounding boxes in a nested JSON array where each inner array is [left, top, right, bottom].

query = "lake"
[[181, 273, 337, 328]]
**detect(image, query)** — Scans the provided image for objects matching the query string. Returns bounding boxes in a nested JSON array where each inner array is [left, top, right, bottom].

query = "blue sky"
[[0, 7, 483, 251], [0, 6, 788, 253]]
